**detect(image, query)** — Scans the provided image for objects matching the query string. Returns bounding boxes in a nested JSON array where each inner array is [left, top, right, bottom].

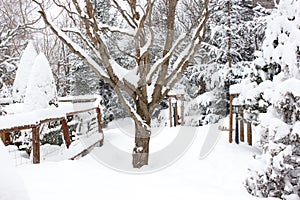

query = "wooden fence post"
[[181, 94, 185, 126], [229, 94, 233, 143], [32, 126, 40, 164], [235, 113, 239, 144], [61, 118, 71, 148], [174, 101, 179, 127], [96, 107, 103, 133], [239, 107, 244, 142], [96, 107, 104, 146], [0, 132, 10, 145], [247, 122, 252, 146], [0, 133, 4, 144], [169, 97, 173, 127]]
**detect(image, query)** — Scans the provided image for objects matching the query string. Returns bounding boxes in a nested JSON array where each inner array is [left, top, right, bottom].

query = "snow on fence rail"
[[0, 95, 104, 164]]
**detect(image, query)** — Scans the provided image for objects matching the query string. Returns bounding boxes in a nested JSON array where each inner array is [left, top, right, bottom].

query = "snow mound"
[[0, 141, 30, 200]]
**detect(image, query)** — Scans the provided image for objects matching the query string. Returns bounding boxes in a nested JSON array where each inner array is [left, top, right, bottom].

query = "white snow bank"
[[42, 133, 103, 161], [17, 123, 266, 200], [0, 141, 30, 200]]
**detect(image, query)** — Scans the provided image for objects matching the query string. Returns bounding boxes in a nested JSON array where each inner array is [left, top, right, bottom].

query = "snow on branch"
[[61, 27, 102, 59], [162, 8, 209, 93], [146, 33, 187, 84], [97, 23, 136, 37], [33, 0, 108, 79], [147, 1, 209, 87]]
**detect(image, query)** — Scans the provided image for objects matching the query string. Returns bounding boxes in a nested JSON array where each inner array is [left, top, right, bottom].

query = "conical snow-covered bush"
[[12, 41, 37, 103], [24, 53, 57, 111]]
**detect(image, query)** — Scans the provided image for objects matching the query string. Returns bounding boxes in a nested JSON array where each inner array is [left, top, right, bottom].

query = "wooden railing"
[[0, 96, 104, 164]]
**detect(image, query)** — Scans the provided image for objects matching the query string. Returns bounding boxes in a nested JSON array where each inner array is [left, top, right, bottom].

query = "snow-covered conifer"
[[245, 0, 300, 198], [12, 41, 37, 103], [24, 53, 57, 111]]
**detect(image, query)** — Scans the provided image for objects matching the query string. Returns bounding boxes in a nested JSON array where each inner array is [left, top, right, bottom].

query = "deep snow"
[[0, 141, 30, 200], [11, 118, 278, 200]]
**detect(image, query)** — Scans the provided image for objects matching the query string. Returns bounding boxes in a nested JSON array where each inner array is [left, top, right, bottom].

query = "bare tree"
[[0, 0, 39, 97], [32, 0, 209, 168]]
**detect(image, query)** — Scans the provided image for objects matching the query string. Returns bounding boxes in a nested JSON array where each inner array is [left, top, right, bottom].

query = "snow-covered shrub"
[[245, 0, 300, 198], [184, 0, 269, 126], [24, 53, 57, 111], [185, 90, 222, 126], [151, 107, 169, 127], [17, 53, 57, 148], [12, 41, 37, 103]]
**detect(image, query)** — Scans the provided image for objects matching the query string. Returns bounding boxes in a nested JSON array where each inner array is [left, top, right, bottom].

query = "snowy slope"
[[16, 119, 278, 200], [0, 141, 30, 200]]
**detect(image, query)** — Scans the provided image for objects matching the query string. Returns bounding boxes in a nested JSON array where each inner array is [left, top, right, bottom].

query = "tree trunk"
[[132, 101, 151, 168], [132, 121, 151, 168]]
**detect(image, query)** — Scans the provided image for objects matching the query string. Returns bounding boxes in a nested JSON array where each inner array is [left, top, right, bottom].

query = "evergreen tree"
[[185, 0, 264, 125], [24, 53, 57, 111], [12, 41, 37, 103], [245, 0, 300, 198]]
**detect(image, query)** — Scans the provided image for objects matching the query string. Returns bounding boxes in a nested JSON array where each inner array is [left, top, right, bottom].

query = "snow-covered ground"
[[11, 118, 278, 200]]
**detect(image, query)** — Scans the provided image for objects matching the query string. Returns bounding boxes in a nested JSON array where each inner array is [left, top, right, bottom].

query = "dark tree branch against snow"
[[32, 0, 209, 168]]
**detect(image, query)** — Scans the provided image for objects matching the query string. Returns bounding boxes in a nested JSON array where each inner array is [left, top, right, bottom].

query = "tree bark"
[[132, 98, 152, 168], [132, 121, 151, 168]]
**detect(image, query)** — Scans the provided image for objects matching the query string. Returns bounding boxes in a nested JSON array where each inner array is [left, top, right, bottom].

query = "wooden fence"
[[0, 96, 104, 164]]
